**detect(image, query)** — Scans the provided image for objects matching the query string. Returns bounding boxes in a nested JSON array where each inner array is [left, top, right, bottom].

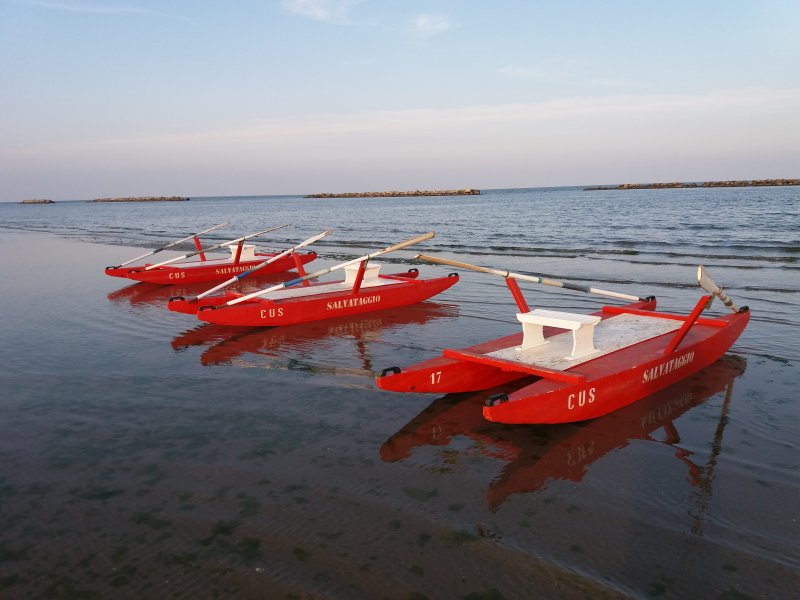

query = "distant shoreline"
[[584, 179, 799, 191], [90, 196, 189, 203], [305, 188, 480, 198], [20, 199, 54, 204]]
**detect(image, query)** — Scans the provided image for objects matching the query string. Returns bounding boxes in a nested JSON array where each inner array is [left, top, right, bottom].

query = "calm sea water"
[[0, 187, 798, 599]]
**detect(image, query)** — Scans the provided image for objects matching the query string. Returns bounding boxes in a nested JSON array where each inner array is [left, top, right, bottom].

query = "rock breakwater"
[[306, 188, 480, 198], [584, 179, 799, 191], [91, 196, 189, 203]]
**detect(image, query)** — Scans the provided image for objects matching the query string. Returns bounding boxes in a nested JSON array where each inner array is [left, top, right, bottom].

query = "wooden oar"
[[190, 229, 333, 301], [110, 222, 229, 268], [224, 231, 435, 307], [144, 224, 289, 270], [415, 254, 647, 302], [697, 266, 739, 312]]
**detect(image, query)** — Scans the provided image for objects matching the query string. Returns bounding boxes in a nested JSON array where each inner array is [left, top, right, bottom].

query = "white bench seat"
[[516, 309, 602, 360], [226, 244, 256, 261]]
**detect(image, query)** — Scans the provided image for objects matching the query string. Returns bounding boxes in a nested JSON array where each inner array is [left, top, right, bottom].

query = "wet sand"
[[0, 230, 797, 599]]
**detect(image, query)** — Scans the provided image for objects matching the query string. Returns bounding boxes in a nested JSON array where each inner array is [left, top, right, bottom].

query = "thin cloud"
[[31, 1, 193, 23], [412, 14, 451, 35], [7, 89, 798, 159], [32, 1, 151, 14], [282, 0, 362, 24], [4, 89, 798, 197]]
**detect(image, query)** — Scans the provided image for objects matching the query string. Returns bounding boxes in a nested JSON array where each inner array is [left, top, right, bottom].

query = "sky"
[[1, 0, 798, 200]]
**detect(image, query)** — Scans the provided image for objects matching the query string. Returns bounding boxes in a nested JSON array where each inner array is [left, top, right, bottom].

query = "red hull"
[[377, 299, 750, 425], [376, 299, 657, 394], [105, 251, 317, 284], [173, 271, 459, 327], [483, 308, 748, 424]]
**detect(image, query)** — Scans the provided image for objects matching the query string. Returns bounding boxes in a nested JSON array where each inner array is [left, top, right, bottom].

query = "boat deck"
[[488, 313, 684, 371]]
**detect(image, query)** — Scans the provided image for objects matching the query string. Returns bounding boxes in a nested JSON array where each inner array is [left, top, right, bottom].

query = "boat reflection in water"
[[107, 272, 295, 307], [172, 302, 459, 375], [381, 354, 747, 511]]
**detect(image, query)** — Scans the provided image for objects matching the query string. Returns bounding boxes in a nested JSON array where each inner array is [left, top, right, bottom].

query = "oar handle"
[[193, 229, 333, 301], [416, 254, 504, 276], [381, 231, 436, 254], [111, 221, 229, 268], [226, 231, 435, 306], [145, 224, 288, 270], [333, 231, 437, 272], [416, 253, 646, 303]]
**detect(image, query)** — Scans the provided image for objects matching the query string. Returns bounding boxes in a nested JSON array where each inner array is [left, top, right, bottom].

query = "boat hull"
[[105, 251, 317, 284], [483, 308, 749, 424], [190, 272, 459, 327], [376, 299, 657, 394]]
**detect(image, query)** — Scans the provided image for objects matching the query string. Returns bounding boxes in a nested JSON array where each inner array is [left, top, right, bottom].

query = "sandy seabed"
[[0, 230, 797, 600]]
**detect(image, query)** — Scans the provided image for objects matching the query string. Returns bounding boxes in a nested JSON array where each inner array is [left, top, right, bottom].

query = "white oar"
[[415, 254, 647, 302], [144, 224, 289, 270], [190, 229, 333, 301], [697, 265, 739, 312], [110, 221, 229, 268], [224, 231, 435, 307]]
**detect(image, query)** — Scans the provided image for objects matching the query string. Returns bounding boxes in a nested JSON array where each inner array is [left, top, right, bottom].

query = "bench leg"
[[568, 325, 597, 359], [516, 322, 547, 352]]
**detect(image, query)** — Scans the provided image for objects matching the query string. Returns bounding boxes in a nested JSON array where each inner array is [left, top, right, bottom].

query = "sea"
[[0, 186, 798, 599]]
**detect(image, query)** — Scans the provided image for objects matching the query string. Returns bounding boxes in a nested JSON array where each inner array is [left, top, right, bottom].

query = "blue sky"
[[1, 0, 798, 200]]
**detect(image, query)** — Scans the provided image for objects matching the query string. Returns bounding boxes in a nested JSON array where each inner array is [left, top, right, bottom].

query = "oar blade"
[[697, 265, 739, 312], [697, 265, 719, 295]]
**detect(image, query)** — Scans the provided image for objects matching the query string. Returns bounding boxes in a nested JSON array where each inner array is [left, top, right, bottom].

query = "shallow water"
[[0, 187, 798, 599]]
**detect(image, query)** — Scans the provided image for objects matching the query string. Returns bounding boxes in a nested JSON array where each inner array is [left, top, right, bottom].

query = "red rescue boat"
[[167, 232, 459, 327], [377, 255, 749, 425], [105, 223, 316, 284]]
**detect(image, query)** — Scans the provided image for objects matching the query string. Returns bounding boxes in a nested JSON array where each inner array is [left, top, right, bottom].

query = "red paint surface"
[[105, 251, 317, 284], [170, 271, 458, 327], [377, 297, 750, 425]]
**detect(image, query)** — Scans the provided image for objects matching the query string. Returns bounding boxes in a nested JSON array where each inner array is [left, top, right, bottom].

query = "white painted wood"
[[343, 264, 381, 285], [516, 309, 602, 359], [491, 313, 684, 370], [227, 244, 256, 261]]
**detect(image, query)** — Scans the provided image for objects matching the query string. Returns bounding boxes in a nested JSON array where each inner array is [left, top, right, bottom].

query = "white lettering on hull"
[[260, 308, 285, 319], [567, 387, 596, 410], [326, 295, 381, 311], [215, 265, 253, 275], [642, 352, 695, 383]]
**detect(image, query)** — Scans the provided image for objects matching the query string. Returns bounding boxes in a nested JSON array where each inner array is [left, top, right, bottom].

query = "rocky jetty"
[[91, 196, 189, 203], [20, 198, 54, 204], [584, 179, 799, 191], [306, 188, 480, 198]]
